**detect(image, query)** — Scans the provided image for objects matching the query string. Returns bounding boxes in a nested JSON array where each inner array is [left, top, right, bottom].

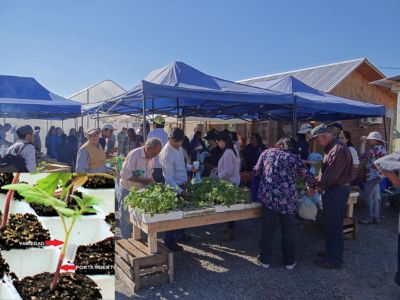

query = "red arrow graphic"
[[60, 264, 76, 271], [45, 239, 64, 247]]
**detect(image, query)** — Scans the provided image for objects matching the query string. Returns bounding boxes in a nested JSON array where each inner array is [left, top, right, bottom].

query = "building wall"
[[330, 69, 396, 151]]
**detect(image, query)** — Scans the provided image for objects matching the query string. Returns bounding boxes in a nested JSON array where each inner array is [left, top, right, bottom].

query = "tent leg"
[[143, 96, 147, 140], [291, 95, 297, 137]]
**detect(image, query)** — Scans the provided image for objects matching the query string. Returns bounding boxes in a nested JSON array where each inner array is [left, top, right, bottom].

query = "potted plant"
[[2, 173, 103, 299], [124, 183, 184, 223]]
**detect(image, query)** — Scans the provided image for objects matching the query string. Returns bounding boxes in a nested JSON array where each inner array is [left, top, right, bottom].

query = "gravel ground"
[[116, 205, 400, 300]]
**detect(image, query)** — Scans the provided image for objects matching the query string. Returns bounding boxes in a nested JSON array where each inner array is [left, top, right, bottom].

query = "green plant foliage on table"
[[187, 178, 243, 208], [124, 183, 181, 217]]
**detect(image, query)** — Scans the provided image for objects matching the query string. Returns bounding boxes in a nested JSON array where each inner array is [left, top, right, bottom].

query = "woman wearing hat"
[[359, 131, 387, 224], [75, 128, 108, 173]]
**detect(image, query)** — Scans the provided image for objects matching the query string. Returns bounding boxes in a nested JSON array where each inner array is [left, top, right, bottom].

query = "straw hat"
[[366, 131, 386, 143]]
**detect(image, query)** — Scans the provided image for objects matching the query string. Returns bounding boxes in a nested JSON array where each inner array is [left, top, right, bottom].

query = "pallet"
[[343, 217, 357, 240], [115, 238, 174, 292]]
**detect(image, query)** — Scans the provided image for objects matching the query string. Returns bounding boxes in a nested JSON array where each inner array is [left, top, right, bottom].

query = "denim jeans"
[[117, 186, 132, 239], [259, 207, 296, 265], [322, 185, 351, 265], [363, 178, 381, 219]]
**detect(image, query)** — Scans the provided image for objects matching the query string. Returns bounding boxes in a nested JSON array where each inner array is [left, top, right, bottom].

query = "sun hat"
[[153, 116, 165, 126], [297, 123, 313, 134], [101, 123, 115, 130], [366, 131, 386, 143], [308, 125, 330, 141]]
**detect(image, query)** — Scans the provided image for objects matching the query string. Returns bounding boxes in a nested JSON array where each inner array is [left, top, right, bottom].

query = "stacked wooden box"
[[115, 238, 174, 292]]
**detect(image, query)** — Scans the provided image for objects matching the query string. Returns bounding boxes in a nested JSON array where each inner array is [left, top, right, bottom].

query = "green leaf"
[[36, 173, 72, 196]]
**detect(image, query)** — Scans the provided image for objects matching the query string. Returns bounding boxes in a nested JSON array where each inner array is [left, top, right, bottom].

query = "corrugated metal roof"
[[68, 79, 126, 104], [239, 58, 377, 92]]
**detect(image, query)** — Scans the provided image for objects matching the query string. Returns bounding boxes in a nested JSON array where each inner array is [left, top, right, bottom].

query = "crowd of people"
[[113, 118, 398, 281], [0, 117, 398, 281]]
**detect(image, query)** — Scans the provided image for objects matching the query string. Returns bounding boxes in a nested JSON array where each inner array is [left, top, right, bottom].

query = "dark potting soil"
[[13, 272, 102, 300], [0, 173, 25, 200], [83, 175, 114, 189], [74, 237, 114, 275], [105, 213, 115, 234], [0, 251, 10, 278], [0, 213, 51, 250], [30, 191, 96, 216]]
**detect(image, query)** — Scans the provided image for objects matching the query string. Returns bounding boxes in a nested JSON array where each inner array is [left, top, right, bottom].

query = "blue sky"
[[0, 0, 399, 96]]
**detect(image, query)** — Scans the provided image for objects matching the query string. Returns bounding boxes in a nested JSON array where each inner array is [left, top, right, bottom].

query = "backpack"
[[0, 142, 31, 172]]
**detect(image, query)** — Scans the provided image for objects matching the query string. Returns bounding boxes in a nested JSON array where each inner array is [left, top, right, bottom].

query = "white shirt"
[[159, 142, 188, 194], [348, 146, 360, 165], [6, 141, 36, 172], [147, 128, 168, 168], [218, 149, 241, 186]]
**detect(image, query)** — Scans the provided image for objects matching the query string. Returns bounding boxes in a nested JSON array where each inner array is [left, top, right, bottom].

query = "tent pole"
[[97, 113, 100, 128], [46, 120, 49, 134], [62, 120, 64, 132], [176, 98, 179, 127], [81, 115, 83, 129], [152, 97, 155, 121], [291, 95, 297, 137], [143, 95, 147, 140]]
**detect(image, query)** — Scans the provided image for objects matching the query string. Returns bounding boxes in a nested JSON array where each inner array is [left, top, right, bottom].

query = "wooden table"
[[131, 192, 359, 254]]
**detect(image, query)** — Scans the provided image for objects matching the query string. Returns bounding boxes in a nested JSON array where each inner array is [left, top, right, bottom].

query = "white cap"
[[297, 123, 313, 134], [102, 123, 115, 130], [366, 131, 386, 143]]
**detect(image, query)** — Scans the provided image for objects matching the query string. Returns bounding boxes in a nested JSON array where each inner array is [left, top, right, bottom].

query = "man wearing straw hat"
[[308, 125, 352, 269]]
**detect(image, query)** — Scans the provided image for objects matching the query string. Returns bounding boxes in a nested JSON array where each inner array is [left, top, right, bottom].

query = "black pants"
[[322, 186, 350, 266], [259, 207, 295, 265]]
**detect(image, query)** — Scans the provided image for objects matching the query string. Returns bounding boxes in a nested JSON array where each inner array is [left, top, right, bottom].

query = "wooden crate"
[[115, 238, 173, 292], [343, 217, 357, 240]]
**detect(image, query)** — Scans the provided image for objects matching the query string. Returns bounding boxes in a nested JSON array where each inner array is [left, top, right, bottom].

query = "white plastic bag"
[[298, 197, 318, 221]]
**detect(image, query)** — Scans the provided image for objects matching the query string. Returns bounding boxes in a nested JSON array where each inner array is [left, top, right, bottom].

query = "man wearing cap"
[[297, 123, 313, 161], [99, 124, 115, 158], [5, 125, 36, 172], [159, 127, 190, 251], [118, 137, 162, 238], [309, 125, 352, 269], [203, 130, 224, 177], [327, 122, 343, 138], [147, 116, 169, 182], [75, 128, 108, 173]]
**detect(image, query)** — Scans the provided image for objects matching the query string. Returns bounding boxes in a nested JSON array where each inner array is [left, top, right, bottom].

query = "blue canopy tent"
[[249, 76, 385, 120], [0, 75, 81, 119], [83, 62, 294, 132], [247, 76, 386, 136]]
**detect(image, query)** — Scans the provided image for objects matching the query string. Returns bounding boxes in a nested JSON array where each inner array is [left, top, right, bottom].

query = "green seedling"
[[2, 173, 101, 291]]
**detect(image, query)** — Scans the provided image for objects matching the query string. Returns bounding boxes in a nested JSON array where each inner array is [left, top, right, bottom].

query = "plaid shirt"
[[318, 139, 352, 190]]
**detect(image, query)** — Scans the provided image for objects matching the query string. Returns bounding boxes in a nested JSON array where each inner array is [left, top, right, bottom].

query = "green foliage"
[[124, 184, 179, 216], [2, 175, 100, 218], [187, 178, 243, 208]]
